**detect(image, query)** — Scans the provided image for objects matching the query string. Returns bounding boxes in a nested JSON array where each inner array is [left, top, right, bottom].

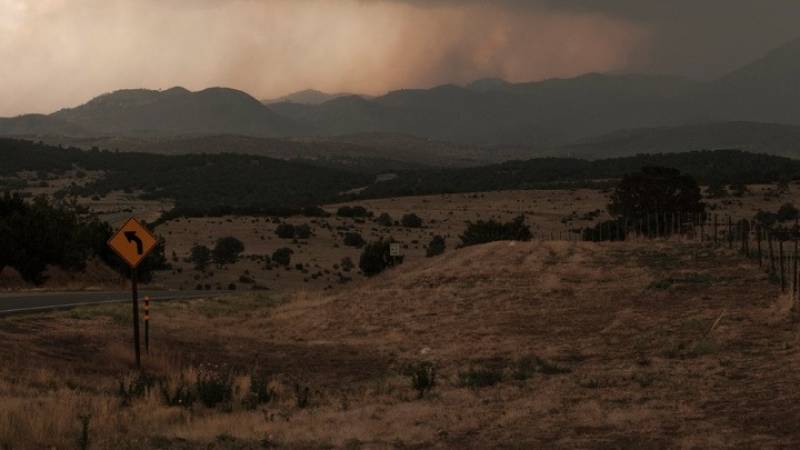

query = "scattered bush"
[[777, 203, 799, 222], [159, 376, 195, 408], [460, 215, 532, 247], [337, 206, 371, 218], [117, 372, 157, 407], [375, 213, 393, 227], [212, 237, 244, 266], [294, 383, 310, 409], [343, 232, 365, 248], [406, 362, 436, 399], [195, 368, 234, 408], [272, 247, 293, 266], [401, 213, 423, 228], [275, 223, 295, 239], [295, 224, 312, 239], [458, 366, 503, 389], [340, 257, 354, 272], [359, 240, 403, 276], [426, 235, 446, 257], [190, 244, 211, 271], [243, 371, 275, 409]]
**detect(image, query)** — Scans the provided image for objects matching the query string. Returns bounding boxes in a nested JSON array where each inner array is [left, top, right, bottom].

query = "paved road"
[[0, 290, 220, 315]]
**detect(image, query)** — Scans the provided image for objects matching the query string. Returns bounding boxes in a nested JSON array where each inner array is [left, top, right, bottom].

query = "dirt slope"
[[2, 240, 800, 449], [261, 240, 800, 448]]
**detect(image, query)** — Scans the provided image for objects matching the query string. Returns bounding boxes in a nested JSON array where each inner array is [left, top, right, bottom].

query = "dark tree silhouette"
[[212, 237, 244, 266], [460, 216, 532, 247], [608, 167, 704, 235]]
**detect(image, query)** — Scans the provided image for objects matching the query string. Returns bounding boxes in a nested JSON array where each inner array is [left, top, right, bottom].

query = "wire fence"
[[535, 212, 800, 299]]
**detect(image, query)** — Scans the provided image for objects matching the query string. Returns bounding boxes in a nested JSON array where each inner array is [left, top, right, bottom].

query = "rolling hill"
[[0, 87, 306, 138]]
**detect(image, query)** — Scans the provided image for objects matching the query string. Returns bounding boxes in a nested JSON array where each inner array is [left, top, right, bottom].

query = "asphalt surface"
[[0, 290, 219, 315]]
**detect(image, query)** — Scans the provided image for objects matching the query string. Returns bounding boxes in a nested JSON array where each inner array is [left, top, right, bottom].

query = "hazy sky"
[[1, 0, 799, 116]]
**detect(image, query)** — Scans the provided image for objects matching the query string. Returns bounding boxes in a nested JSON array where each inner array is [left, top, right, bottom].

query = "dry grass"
[[2, 240, 800, 448]]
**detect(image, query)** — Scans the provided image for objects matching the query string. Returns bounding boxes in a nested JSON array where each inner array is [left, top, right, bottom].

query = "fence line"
[[534, 211, 800, 300]]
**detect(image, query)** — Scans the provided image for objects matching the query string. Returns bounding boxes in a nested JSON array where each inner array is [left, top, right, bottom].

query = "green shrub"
[[275, 223, 295, 239], [343, 232, 365, 248], [117, 372, 158, 407], [195, 368, 233, 408], [375, 213, 393, 227], [458, 366, 503, 389], [294, 383, 310, 409], [426, 235, 446, 257], [272, 247, 293, 266], [337, 206, 371, 218], [460, 215, 532, 247], [359, 240, 402, 276], [190, 244, 211, 271], [212, 237, 244, 266], [401, 213, 423, 228], [243, 371, 275, 409], [295, 224, 312, 239], [159, 376, 195, 408], [406, 362, 436, 399]]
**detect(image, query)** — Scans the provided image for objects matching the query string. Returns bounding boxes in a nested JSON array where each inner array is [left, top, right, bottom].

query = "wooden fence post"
[[756, 225, 762, 267], [794, 238, 798, 300], [713, 214, 718, 245], [700, 213, 705, 243], [728, 216, 733, 249], [780, 240, 786, 292]]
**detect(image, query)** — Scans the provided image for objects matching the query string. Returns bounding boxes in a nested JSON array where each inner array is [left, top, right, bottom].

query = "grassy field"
[[2, 239, 799, 448], [5, 178, 800, 293], [149, 183, 800, 293]]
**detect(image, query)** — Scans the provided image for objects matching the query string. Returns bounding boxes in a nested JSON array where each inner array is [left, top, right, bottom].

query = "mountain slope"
[[262, 89, 364, 105], [275, 74, 695, 145], [557, 122, 800, 159], [54, 87, 305, 137], [677, 37, 800, 124], [0, 87, 307, 138]]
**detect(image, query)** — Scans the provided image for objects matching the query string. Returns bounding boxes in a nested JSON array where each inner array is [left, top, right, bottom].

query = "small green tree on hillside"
[[426, 235, 446, 257], [608, 167, 704, 235], [359, 240, 402, 276], [190, 244, 211, 271], [460, 216, 532, 247], [272, 247, 293, 266], [401, 213, 423, 228], [213, 237, 244, 266]]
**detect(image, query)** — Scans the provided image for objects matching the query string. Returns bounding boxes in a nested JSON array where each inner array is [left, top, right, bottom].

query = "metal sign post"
[[131, 267, 141, 368], [108, 218, 158, 369], [144, 296, 150, 354]]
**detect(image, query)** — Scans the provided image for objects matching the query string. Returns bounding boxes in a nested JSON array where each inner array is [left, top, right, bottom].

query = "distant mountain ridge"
[[261, 89, 367, 105], [2, 36, 800, 148], [555, 122, 800, 160], [1, 87, 305, 138]]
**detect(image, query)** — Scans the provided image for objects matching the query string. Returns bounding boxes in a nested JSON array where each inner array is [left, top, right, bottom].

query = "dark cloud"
[[1, 0, 798, 116], [387, 0, 800, 77]]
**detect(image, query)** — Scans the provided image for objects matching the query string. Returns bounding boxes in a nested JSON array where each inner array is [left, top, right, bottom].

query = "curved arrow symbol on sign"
[[124, 231, 144, 255]]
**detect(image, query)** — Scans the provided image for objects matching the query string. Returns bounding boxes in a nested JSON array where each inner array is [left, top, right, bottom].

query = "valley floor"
[[1, 240, 799, 449]]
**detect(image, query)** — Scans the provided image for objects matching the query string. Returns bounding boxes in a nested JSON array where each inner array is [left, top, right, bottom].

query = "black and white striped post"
[[144, 296, 150, 354]]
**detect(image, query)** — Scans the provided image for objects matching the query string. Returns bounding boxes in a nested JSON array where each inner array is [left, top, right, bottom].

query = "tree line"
[[0, 193, 167, 285]]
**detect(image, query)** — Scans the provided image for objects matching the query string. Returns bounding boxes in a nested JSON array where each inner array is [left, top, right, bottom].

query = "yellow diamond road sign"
[[107, 218, 158, 268]]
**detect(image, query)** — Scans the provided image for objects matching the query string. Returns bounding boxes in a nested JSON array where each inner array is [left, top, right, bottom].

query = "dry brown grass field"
[[2, 239, 800, 448], [6, 180, 800, 293], [149, 182, 800, 293]]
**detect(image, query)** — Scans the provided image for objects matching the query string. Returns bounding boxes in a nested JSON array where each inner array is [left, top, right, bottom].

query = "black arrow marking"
[[124, 231, 144, 255]]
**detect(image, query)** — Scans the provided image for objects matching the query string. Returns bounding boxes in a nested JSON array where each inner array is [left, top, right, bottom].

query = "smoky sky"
[[1, 0, 799, 117]]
